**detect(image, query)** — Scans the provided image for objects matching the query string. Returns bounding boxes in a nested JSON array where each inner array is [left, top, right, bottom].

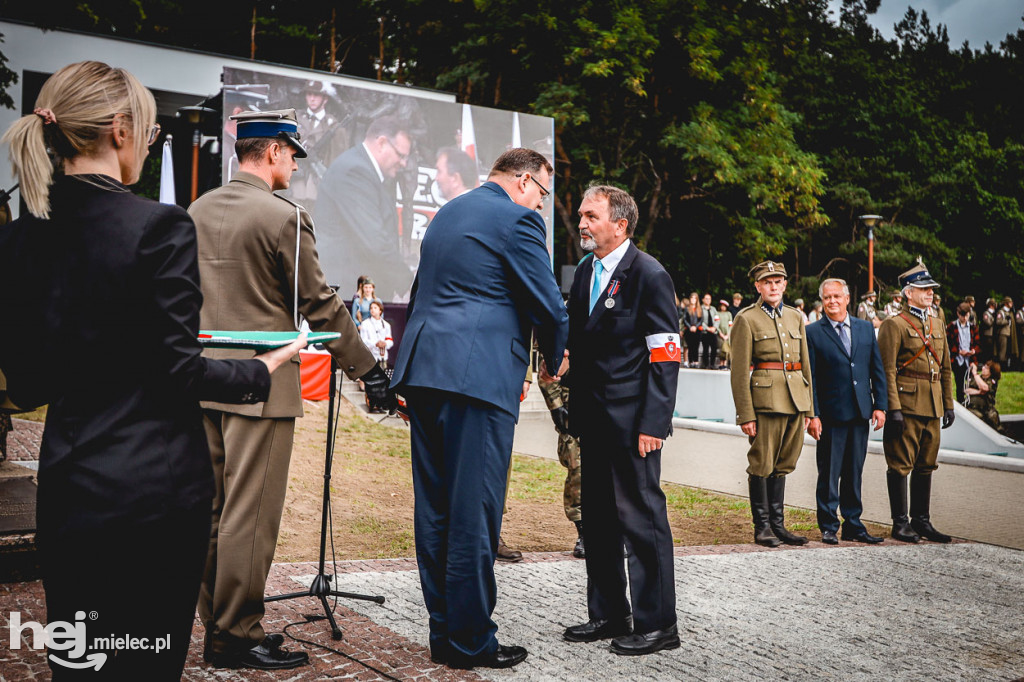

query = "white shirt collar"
[[362, 142, 385, 183], [307, 107, 326, 123], [594, 239, 630, 274]]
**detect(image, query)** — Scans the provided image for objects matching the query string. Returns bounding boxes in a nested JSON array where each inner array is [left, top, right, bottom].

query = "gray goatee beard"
[[580, 237, 596, 252]]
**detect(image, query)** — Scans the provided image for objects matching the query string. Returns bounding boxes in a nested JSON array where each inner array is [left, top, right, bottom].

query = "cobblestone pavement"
[[294, 544, 1024, 682], [3, 544, 1023, 680]]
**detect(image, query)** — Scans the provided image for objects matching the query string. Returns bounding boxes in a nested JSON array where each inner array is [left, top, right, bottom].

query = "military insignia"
[[768, 262, 775, 272], [605, 297, 615, 309]]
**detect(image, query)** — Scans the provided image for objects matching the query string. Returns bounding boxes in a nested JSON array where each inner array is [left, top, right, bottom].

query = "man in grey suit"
[[805, 278, 887, 544], [314, 115, 413, 299]]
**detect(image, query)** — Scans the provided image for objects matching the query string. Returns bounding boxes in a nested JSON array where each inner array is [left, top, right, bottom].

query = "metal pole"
[[868, 227, 875, 296]]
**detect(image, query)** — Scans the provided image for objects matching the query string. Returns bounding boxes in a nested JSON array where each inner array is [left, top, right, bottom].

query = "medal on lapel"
[[605, 280, 620, 309]]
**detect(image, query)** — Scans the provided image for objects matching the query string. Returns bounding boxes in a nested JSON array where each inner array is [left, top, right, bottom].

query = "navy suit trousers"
[[815, 420, 869, 534], [406, 388, 515, 658], [581, 433, 676, 633]]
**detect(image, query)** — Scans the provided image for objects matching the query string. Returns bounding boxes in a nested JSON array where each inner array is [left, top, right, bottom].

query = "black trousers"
[[580, 431, 676, 634], [952, 361, 970, 404], [700, 332, 719, 368], [39, 503, 210, 680]]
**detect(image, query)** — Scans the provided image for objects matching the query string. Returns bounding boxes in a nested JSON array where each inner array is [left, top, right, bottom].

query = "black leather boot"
[[572, 520, 585, 559], [909, 472, 952, 543], [887, 470, 920, 543], [748, 475, 781, 547], [766, 476, 808, 545]]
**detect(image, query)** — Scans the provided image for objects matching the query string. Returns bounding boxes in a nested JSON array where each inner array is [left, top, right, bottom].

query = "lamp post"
[[859, 214, 883, 297], [176, 105, 217, 202]]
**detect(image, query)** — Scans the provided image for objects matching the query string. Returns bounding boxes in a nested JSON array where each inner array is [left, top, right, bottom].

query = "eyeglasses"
[[516, 173, 550, 200], [384, 137, 409, 162], [147, 123, 161, 146]]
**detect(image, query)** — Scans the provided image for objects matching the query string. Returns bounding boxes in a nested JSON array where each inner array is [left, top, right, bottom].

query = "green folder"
[[197, 330, 340, 349]]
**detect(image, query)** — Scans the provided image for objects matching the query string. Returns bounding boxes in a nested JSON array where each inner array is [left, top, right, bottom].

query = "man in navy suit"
[[314, 115, 413, 300], [391, 148, 568, 670], [561, 185, 680, 656], [806, 278, 888, 544]]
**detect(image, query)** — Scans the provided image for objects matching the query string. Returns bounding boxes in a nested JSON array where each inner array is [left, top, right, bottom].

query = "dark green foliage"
[[3, 0, 1024, 304]]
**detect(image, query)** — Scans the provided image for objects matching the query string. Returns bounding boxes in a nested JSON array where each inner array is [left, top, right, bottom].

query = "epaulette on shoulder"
[[734, 303, 759, 318], [274, 193, 307, 210]]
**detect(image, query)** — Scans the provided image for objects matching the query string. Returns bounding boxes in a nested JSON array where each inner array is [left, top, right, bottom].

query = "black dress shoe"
[[563, 616, 633, 642], [448, 644, 528, 669], [820, 530, 839, 545], [610, 624, 681, 656], [843, 531, 884, 544], [430, 642, 448, 664], [240, 636, 309, 670]]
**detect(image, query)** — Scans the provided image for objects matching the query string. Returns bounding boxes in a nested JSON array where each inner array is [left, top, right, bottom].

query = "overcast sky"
[[828, 0, 1024, 49]]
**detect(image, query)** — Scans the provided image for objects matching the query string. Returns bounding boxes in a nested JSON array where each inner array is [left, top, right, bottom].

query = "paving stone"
[[289, 544, 1024, 682]]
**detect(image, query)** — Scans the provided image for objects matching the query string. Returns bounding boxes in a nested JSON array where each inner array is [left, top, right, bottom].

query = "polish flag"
[[646, 333, 682, 363], [461, 104, 476, 160]]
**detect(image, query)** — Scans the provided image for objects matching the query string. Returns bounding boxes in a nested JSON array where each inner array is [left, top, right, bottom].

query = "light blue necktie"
[[589, 259, 604, 313], [836, 321, 851, 355]]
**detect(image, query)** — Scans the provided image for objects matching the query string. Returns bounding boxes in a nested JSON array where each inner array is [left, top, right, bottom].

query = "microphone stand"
[[264, 357, 384, 639]]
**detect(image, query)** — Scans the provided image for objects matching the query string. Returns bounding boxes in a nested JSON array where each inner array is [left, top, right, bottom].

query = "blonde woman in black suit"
[[0, 61, 304, 679]]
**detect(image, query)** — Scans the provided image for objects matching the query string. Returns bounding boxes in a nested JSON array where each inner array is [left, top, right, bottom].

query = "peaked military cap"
[[748, 261, 787, 282], [898, 260, 939, 289], [230, 108, 308, 158], [860, 291, 877, 301]]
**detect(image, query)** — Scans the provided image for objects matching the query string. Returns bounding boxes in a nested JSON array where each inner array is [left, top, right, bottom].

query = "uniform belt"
[[752, 362, 802, 371], [898, 369, 940, 381]]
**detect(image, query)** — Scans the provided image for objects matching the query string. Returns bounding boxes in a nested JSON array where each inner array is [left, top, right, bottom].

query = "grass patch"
[[996, 372, 1024, 414]]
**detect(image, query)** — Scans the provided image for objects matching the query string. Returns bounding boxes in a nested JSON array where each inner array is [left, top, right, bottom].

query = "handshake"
[[538, 350, 570, 382], [360, 364, 399, 415]]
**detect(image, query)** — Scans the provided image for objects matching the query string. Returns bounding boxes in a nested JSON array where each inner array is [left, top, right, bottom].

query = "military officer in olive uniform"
[[190, 110, 385, 670], [857, 291, 882, 328], [538, 371, 584, 558], [729, 261, 813, 547], [878, 261, 954, 544], [883, 290, 903, 319]]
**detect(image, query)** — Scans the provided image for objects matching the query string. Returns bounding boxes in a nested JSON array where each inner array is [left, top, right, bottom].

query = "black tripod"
[[265, 357, 384, 639]]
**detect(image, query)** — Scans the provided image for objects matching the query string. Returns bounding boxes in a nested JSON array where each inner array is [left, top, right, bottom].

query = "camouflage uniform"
[[539, 377, 581, 522]]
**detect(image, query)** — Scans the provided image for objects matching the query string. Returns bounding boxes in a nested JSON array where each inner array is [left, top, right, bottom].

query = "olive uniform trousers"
[[199, 411, 296, 654]]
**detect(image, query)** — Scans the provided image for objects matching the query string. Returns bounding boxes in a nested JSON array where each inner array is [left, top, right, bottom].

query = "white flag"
[[159, 135, 175, 205], [460, 104, 476, 160], [512, 112, 522, 149]]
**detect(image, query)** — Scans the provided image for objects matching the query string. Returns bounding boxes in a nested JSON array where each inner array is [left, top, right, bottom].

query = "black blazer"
[[0, 175, 270, 535], [806, 315, 887, 423], [566, 241, 679, 447]]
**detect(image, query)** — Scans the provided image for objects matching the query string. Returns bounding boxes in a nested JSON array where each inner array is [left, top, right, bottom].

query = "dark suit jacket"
[[313, 143, 412, 299], [391, 181, 568, 418], [806, 315, 887, 423], [0, 175, 270, 534], [566, 242, 679, 447]]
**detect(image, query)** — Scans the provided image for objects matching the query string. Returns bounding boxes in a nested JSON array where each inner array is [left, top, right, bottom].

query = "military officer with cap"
[[857, 291, 882, 328], [883, 290, 903, 319], [290, 80, 348, 213], [189, 109, 387, 670], [729, 261, 813, 547], [878, 260, 954, 544]]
